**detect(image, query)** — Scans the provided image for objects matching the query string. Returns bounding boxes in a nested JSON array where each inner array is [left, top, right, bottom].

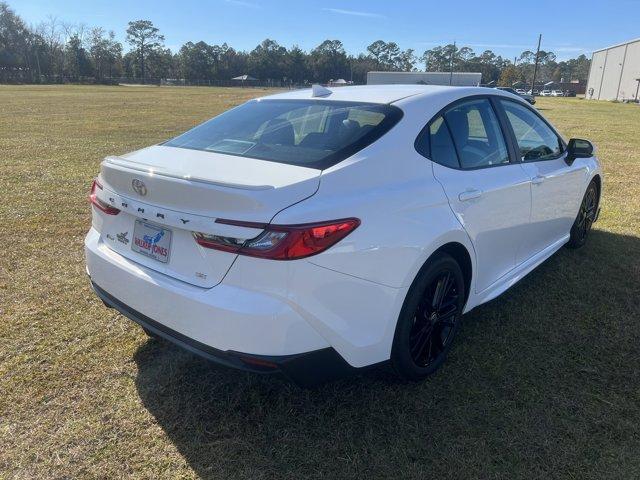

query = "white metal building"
[[367, 71, 482, 87], [585, 38, 640, 101]]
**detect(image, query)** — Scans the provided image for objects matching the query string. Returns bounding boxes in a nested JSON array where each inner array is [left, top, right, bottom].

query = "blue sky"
[[13, 0, 640, 61]]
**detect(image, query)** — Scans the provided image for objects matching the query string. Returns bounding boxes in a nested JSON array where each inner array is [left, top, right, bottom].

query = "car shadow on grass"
[[133, 229, 640, 480]]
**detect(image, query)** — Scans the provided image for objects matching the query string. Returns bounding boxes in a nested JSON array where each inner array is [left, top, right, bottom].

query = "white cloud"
[[555, 46, 588, 52], [224, 0, 261, 8], [467, 42, 532, 49], [416, 40, 589, 53], [417, 41, 531, 49], [322, 8, 385, 18]]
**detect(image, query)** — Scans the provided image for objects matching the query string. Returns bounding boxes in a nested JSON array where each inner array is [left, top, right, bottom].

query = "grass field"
[[1, 85, 639, 479]]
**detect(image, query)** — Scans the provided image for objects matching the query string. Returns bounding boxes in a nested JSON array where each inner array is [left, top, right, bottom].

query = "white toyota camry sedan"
[[85, 85, 602, 385]]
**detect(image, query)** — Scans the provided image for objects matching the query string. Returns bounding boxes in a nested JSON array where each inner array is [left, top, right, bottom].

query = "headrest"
[[445, 109, 469, 144], [260, 119, 295, 145]]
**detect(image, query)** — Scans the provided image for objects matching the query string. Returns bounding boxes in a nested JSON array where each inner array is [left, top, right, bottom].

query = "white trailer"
[[367, 71, 482, 87]]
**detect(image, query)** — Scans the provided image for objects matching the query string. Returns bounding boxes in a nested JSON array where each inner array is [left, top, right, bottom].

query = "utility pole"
[[530, 34, 542, 95], [449, 41, 456, 86], [635, 78, 640, 102]]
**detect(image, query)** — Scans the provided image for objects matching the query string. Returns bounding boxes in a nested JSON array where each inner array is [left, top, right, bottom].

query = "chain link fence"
[[0, 70, 311, 89]]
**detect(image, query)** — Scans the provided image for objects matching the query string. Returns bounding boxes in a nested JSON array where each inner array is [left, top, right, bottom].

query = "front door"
[[498, 99, 585, 257]]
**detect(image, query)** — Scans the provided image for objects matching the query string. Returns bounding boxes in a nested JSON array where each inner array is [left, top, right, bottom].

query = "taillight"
[[89, 179, 120, 215], [193, 218, 360, 260]]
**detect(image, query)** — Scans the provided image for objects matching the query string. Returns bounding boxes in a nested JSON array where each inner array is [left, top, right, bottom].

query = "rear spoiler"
[[103, 156, 275, 191]]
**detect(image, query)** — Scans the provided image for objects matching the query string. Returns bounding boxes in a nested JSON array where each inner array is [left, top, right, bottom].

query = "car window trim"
[[414, 94, 520, 171], [488, 96, 521, 165], [441, 115, 463, 169], [494, 98, 567, 163]]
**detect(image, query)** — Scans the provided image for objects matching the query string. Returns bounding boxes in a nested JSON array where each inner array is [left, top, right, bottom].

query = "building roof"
[[232, 74, 257, 81], [592, 37, 640, 54], [259, 84, 491, 104]]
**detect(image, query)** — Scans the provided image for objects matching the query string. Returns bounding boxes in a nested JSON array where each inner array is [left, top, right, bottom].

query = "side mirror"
[[566, 138, 594, 165]]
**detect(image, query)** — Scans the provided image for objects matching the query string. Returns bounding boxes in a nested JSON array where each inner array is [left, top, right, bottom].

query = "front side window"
[[443, 99, 510, 169], [500, 100, 563, 161], [164, 100, 402, 169]]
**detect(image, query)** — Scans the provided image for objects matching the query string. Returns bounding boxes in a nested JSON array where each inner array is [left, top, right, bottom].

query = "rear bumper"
[[85, 227, 400, 383], [86, 225, 405, 370], [91, 282, 357, 386], [85, 228, 330, 356]]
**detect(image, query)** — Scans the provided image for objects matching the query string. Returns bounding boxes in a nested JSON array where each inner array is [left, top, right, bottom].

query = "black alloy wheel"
[[568, 181, 598, 249], [409, 270, 460, 368], [391, 253, 465, 380]]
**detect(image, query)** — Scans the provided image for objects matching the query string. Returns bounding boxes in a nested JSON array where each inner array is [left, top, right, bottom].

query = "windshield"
[[164, 99, 403, 169]]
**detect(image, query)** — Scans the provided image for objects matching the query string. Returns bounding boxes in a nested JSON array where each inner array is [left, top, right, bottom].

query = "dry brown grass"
[[1, 86, 639, 479]]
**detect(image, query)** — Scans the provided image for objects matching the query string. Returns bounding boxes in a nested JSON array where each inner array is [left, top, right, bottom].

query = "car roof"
[[259, 84, 496, 105]]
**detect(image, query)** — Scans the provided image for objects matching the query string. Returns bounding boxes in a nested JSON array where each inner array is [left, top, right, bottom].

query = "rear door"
[[424, 97, 532, 293], [497, 99, 585, 257]]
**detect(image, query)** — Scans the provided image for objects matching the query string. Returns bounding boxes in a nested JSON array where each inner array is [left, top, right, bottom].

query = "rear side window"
[[164, 99, 403, 169], [428, 116, 459, 168], [500, 100, 563, 161], [443, 99, 510, 169]]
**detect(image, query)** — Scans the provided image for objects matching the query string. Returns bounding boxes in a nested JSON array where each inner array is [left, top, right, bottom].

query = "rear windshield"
[[163, 99, 403, 169]]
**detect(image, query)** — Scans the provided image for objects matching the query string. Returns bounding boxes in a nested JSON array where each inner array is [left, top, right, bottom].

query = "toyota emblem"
[[131, 179, 147, 196]]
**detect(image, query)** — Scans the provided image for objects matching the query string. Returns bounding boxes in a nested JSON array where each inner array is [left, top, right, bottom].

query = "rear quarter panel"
[[272, 100, 477, 291]]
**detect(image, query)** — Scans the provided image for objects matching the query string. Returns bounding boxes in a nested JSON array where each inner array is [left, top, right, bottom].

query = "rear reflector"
[[89, 179, 120, 215], [194, 218, 360, 260], [235, 354, 279, 370]]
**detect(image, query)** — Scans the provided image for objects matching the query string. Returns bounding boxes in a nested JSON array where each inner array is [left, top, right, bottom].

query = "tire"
[[391, 253, 465, 381], [567, 180, 598, 249]]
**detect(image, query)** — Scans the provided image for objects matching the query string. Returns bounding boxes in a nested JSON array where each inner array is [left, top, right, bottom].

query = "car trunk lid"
[[93, 145, 320, 288]]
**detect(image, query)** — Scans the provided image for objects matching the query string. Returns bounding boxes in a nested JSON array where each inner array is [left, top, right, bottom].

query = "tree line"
[[0, 2, 590, 86]]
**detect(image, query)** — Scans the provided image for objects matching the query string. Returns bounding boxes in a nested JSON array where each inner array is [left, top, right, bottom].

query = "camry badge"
[[131, 179, 147, 196]]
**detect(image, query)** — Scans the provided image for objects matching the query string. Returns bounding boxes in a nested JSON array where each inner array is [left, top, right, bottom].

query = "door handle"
[[458, 189, 482, 201], [531, 175, 546, 185]]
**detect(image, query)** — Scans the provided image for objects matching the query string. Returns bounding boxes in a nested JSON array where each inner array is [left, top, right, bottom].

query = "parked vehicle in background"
[[496, 87, 536, 105], [85, 85, 602, 385], [526, 89, 540, 95], [551, 90, 565, 97], [515, 89, 526, 95], [564, 90, 577, 97], [539, 90, 552, 96]]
